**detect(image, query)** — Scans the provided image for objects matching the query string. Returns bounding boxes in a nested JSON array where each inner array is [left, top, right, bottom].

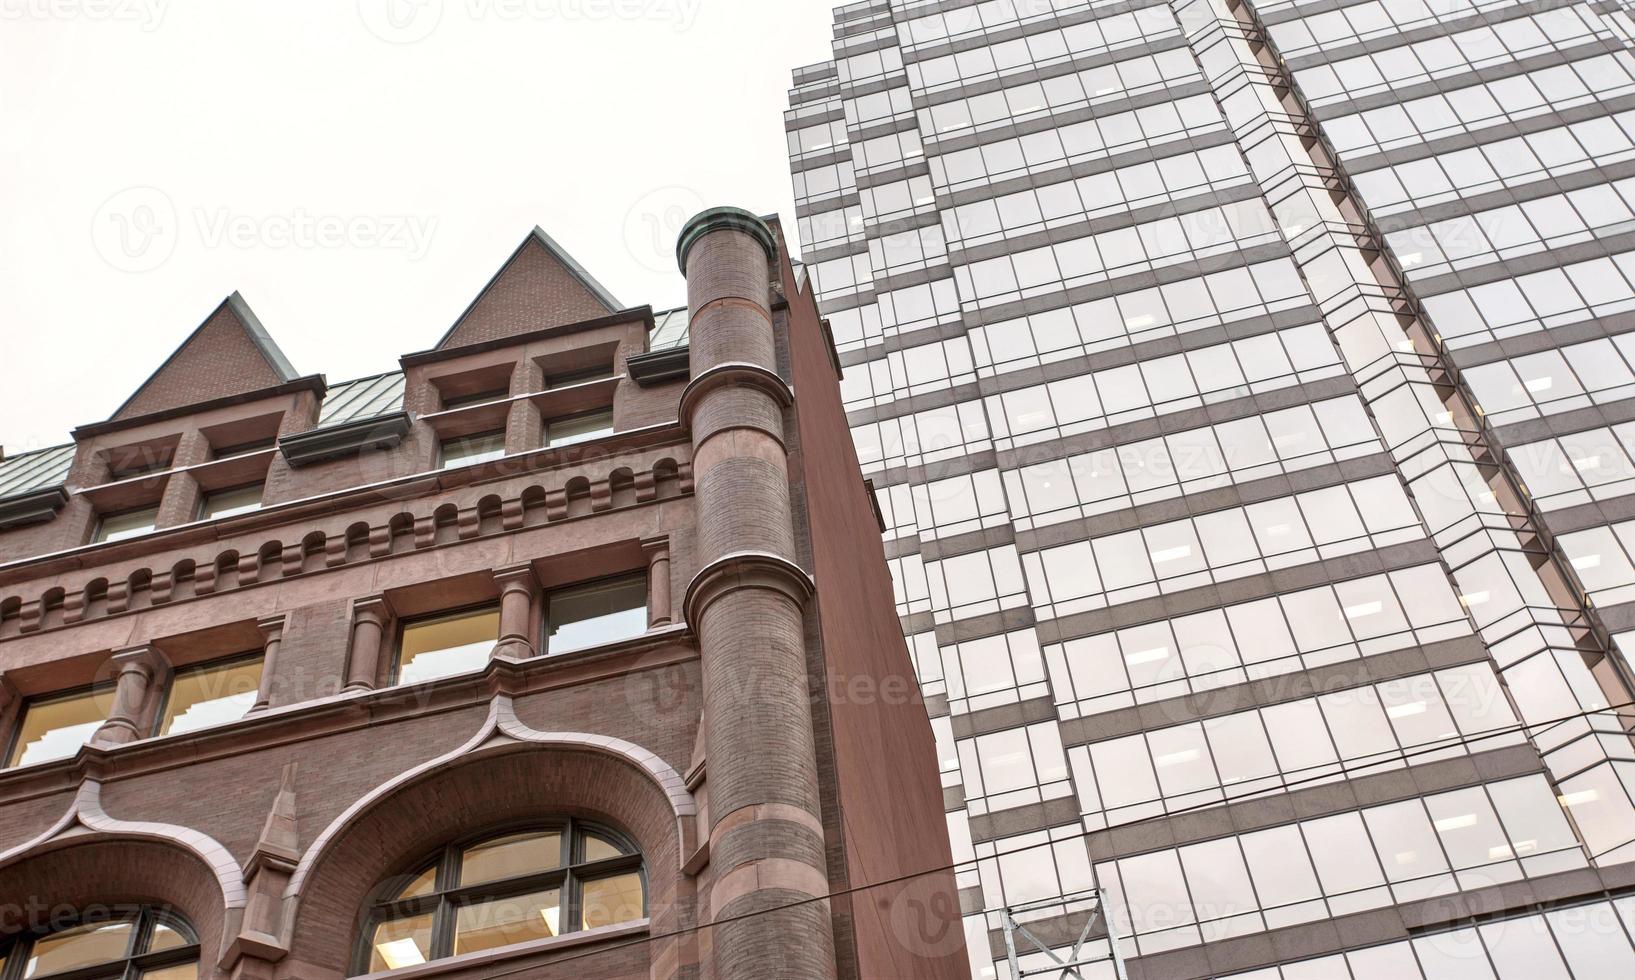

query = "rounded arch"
[[285, 698, 694, 972], [0, 783, 244, 966]]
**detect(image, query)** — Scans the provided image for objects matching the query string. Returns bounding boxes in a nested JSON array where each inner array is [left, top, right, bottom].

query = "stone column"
[[676, 207, 838, 980], [250, 614, 287, 712], [643, 537, 673, 628], [493, 563, 538, 660], [344, 595, 392, 692], [92, 646, 166, 747]]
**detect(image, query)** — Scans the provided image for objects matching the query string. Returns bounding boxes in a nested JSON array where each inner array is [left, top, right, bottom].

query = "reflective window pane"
[[545, 575, 647, 654], [159, 656, 263, 736], [396, 606, 500, 684], [7, 688, 107, 768]]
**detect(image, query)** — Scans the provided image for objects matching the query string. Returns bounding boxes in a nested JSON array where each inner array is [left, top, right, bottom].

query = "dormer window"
[[442, 389, 509, 411], [440, 431, 507, 469], [93, 505, 159, 544], [545, 409, 614, 448], [199, 482, 264, 520]]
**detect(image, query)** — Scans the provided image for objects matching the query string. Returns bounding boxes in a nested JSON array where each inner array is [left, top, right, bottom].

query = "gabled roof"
[[111, 292, 301, 421], [434, 227, 624, 350]]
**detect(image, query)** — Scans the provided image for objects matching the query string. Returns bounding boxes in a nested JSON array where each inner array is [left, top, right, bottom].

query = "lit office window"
[[6, 688, 107, 768], [158, 655, 264, 736], [395, 606, 500, 684]]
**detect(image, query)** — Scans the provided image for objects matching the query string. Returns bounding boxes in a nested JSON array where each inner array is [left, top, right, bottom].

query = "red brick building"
[[0, 209, 964, 980]]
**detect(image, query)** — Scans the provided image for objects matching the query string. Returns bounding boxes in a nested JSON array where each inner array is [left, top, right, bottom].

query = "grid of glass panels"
[[787, 0, 1635, 974]]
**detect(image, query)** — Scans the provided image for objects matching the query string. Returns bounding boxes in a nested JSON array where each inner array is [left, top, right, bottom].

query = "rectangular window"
[[545, 367, 616, 389], [199, 483, 264, 520], [440, 431, 506, 469], [6, 687, 107, 768], [442, 389, 508, 411], [396, 605, 500, 684], [158, 654, 264, 736], [544, 575, 647, 654], [93, 505, 159, 544], [545, 409, 614, 448]]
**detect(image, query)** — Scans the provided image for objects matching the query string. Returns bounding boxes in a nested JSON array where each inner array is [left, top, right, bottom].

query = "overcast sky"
[[0, 0, 839, 454]]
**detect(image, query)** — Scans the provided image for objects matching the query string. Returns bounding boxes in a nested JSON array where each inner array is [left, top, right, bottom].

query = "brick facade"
[[0, 211, 964, 980]]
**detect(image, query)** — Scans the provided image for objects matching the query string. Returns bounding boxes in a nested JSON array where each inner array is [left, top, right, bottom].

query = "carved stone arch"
[[0, 780, 246, 975], [608, 466, 638, 508], [283, 696, 697, 975], [564, 475, 593, 519], [653, 457, 681, 499], [519, 484, 549, 526]]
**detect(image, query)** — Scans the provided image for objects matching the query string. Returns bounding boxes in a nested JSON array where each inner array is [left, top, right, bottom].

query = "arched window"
[[0, 906, 199, 980], [356, 820, 645, 974]]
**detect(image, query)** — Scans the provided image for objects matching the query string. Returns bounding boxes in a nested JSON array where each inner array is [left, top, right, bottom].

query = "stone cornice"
[[0, 438, 693, 642]]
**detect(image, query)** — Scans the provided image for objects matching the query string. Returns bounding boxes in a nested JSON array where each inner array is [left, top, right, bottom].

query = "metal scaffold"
[[999, 887, 1128, 980]]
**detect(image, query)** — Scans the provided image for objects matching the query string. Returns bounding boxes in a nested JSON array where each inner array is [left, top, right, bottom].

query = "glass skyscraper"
[[785, 0, 1635, 976]]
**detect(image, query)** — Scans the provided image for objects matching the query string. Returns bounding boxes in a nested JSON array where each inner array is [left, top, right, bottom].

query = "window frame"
[[542, 408, 615, 449], [152, 650, 265, 738], [541, 572, 649, 656], [390, 602, 502, 686], [353, 819, 646, 975], [196, 482, 265, 522], [4, 682, 115, 770], [0, 904, 200, 980], [91, 505, 160, 545], [437, 430, 507, 470]]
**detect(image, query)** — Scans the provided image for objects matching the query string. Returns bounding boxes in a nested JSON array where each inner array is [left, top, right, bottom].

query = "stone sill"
[[351, 920, 649, 980]]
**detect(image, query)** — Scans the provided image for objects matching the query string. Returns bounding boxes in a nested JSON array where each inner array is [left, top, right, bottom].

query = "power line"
[[443, 697, 1635, 978]]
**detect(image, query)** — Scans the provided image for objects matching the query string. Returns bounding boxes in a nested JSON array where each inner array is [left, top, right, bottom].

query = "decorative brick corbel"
[[457, 506, 481, 539], [368, 525, 392, 558], [590, 479, 614, 512], [635, 469, 658, 503], [501, 498, 526, 531], [325, 535, 347, 568], [149, 570, 174, 604], [61, 591, 86, 625], [106, 580, 130, 615], [413, 516, 436, 549], [545, 488, 568, 521], [17, 600, 41, 633], [280, 544, 303, 578]]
